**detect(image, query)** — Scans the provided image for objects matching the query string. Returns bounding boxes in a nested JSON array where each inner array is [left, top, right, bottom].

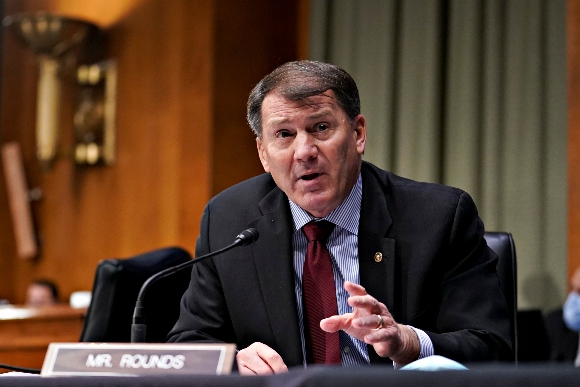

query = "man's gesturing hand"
[[320, 281, 420, 366], [236, 342, 288, 375]]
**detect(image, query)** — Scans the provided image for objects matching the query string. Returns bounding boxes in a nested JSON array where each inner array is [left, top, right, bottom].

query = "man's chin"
[[295, 197, 336, 218]]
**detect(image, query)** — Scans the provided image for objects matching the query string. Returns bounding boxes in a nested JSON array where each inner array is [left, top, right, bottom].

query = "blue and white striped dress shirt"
[[289, 173, 434, 367]]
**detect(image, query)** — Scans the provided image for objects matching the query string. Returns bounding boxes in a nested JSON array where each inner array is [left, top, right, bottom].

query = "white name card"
[[41, 342, 236, 377]]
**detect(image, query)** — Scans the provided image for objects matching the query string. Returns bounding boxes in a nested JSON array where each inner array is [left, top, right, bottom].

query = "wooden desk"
[[0, 304, 85, 372]]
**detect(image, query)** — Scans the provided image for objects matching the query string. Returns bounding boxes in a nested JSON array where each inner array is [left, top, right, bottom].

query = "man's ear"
[[353, 114, 367, 155], [256, 137, 270, 172]]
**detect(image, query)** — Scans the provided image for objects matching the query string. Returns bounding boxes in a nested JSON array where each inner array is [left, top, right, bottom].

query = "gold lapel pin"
[[374, 252, 383, 262]]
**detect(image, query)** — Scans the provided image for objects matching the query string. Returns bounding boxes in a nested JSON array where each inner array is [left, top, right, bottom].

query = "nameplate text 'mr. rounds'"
[[41, 342, 236, 377]]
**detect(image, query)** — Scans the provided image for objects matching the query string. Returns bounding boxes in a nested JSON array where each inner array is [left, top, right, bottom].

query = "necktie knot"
[[302, 220, 335, 243]]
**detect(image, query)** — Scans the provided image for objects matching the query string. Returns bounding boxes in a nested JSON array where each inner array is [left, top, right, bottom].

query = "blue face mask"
[[563, 292, 580, 332]]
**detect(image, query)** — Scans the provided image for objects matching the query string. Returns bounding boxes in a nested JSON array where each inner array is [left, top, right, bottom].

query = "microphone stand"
[[131, 228, 259, 343]]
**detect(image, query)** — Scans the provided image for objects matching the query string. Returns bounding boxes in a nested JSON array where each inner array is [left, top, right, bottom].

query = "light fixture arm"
[[36, 56, 61, 169]]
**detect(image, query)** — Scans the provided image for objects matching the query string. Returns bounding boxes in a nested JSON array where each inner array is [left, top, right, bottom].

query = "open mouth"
[[301, 173, 321, 181]]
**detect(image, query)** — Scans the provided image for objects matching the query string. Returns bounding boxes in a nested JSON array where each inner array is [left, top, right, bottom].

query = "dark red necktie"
[[302, 220, 341, 364]]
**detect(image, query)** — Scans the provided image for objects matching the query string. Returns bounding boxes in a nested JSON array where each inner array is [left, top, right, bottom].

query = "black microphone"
[[131, 228, 259, 343]]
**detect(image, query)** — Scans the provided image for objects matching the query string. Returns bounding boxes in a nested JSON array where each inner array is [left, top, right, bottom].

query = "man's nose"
[[294, 132, 318, 161]]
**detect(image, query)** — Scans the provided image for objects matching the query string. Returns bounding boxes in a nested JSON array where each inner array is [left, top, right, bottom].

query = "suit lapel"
[[247, 187, 303, 366], [358, 167, 397, 365]]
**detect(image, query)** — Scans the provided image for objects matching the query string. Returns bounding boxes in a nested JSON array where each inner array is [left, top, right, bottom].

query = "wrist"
[[389, 325, 420, 366]]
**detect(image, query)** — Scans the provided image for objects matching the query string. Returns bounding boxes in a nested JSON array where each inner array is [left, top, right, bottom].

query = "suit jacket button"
[[374, 252, 383, 262]]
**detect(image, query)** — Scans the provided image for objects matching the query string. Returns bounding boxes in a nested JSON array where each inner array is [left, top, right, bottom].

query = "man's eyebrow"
[[308, 109, 333, 119], [266, 109, 333, 127], [266, 116, 290, 126]]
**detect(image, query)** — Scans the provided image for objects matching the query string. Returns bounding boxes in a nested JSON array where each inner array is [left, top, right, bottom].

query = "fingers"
[[365, 324, 402, 358], [341, 282, 418, 364], [348, 293, 388, 317], [320, 313, 353, 332], [344, 281, 388, 315], [341, 281, 394, 338], [236, 342, 288, 375], [363, 319, 398, 344], [352, 313, 394, 331], [343, 280, 367, 296], [321, 311, 389, 335]]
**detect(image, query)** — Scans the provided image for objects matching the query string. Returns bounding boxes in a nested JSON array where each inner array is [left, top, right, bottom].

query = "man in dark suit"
[[168, 61, 512, 374]]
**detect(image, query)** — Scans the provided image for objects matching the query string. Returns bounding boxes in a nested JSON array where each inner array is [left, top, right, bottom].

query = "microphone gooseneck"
[[131, 228, 259, 343]]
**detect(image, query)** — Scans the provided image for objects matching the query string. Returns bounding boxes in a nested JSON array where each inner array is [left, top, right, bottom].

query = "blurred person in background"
[[26, 279, 59, 306], [563, 267, 580, 366]]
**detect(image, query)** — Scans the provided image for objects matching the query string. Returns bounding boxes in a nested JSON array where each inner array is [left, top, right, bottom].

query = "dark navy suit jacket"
[[168, 161, 512, 366]]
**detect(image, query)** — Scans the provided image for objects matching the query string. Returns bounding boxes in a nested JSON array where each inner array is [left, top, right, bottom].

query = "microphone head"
[[235, 228, 259, 246]]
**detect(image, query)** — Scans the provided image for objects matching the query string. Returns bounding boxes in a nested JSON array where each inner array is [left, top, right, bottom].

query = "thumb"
[[320, 313, 353, 333]]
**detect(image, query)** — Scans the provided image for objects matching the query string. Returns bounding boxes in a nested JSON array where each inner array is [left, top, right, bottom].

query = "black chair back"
[[79, 247, 192, 343], [484, 231, 518, 363]]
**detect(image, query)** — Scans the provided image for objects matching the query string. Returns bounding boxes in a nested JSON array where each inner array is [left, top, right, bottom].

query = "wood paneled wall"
[[569, 0, 580, 281], [0, 0, 301, 303]]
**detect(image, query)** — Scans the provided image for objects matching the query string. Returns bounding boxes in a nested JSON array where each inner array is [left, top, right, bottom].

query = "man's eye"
[[276, 131, 292, 138], [316, 124, 328, 132]]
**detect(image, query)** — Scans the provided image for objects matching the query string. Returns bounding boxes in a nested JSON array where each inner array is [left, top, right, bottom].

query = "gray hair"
[[246, 60, 360, 138]]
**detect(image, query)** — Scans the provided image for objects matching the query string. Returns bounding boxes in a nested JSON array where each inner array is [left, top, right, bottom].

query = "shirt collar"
[[289, 173, 362, 235]]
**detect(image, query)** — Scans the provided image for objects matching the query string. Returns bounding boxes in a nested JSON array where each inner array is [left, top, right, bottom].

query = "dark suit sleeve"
[[416, 192, 512, 362], [166, 204, 237, 344]]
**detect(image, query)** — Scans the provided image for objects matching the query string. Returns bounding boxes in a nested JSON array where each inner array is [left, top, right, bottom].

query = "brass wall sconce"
[[3, 12, 116, 169]]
